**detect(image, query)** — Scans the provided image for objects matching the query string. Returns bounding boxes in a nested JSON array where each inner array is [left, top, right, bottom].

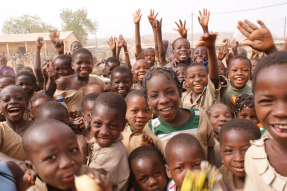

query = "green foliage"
[[60, 8, 98, 45], [2, 15, 53, 34]]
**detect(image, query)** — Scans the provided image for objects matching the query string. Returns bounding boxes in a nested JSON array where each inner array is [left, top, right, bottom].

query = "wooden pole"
[[284, 16, 286, 40], [191, 13, 193, 48]]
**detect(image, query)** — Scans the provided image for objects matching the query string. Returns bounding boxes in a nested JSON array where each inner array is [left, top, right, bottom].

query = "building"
[[0, 31, 80, 56]]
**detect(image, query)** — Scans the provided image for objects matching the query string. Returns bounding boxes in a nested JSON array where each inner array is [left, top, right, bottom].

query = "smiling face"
[[146, 73, 180, 123], [228, 59, 251, 89], [106, 62, 120, 77], [71, 42, 82, 53], [175, 66, 186, 84], [132, 157, 167, 191], [165, 146, 204, 190], [126, 95, 151, 131], [221, 129, 252, 178], [91, 104, 124, 148], [172, 39, 191, 62], [218, 60, 226, 76], [185, 65, 208, 95], [254, 64, 287, 145], [28, 123, 82, 190], [144, 49, 156, 67], [0, 86, 26, 122], [133, 60, 150, 82], [54, 58, 73, 79], [72, 53, 93, 78], [236, 107, 259, 125], [16, 75, 36, 98], [0, 77, 15, 92], [194, 46, 206, 62], [111, 72, 132, 97]]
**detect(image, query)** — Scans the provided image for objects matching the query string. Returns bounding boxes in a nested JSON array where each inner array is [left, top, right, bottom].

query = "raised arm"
[[196, 32, 219, 88], [107, 37, 116, 57], [133, 9, 142, 58], [123, 37, 131, 70], [148, 9, 159, 58], [116, 35, 122, 59], [198, 8, 210, 34], [174, 20, 188, 39], [153, 19, 165, 63], [34, 37, 44, 83], [44, 61, 56, 95], [49, 30, 64, 55]]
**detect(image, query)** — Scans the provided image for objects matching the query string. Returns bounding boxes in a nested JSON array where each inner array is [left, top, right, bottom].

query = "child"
[[30, 94, 52, 120], [15, 64, 24, 75], [166, 38, 192, 67], [234, 94, 260, 125], [165, 133, 205, 190], [174, 64, 188, 93], [82, 82, 104, 97], [129, 146, 167, 191], [208, 103, 232, 168], [54, 48, 106, 111], [111, 66, 133, 98], [142, 67, 215, 163], [21, 66, 34, 74], [0, 57, 15, 76], [54, 54, 73, 79], [250, 59, 260, 82], [16, 71, 37, 99], [122, 90, 152, 155], [22, 119, 111, 191], [219, 119, 261, 190], [131, 59, 150, 90], [88, 92, 129, 191], [0, 74, 15, 92], [218, 60, 227, 77], [102, 57, 120, 78], [193, 46, 207, 64], [70, 41, 83, 53], [222, 55, 252, 106], [182, 32, 228, 110]]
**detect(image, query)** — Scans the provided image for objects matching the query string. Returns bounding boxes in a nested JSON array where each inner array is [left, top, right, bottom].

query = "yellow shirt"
[[122, 125, 143, 155]]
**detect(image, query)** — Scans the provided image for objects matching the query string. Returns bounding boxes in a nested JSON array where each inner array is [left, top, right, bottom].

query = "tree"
[[60, 8, 98, 45], [2, 15, 53, 34]]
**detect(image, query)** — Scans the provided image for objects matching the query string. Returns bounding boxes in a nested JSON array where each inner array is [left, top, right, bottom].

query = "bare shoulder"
[[57, 74, 76, 90]]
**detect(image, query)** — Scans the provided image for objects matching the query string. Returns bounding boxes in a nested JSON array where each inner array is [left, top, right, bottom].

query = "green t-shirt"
[[222, 84, 252, 106]]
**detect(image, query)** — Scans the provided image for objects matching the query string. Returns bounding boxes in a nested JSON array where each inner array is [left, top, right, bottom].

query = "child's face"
[[185, 65, 208, 95], [194, 47, 206, 62], [144, 49, 156, 66], [254, 65, 287, 143], [126, 96, 151, 131], [106, 62, 119, 77], [28, 124, 82, 190], [251, 60, 259, 76], [133, 61, 150, 82], [71, 42, 82, 52], [0, 86, 25, 122], [218, 60, 226, 76], [0, 77, 15, 92], [228, 59, 251, 89], [55, 58, 73, 78], [111, 72, 132, 97], [15, 65, 24, 74], [0, 58, 7, 66], [165, 146, 204, 189], [209, 104, 232, 141], [16, 75, 36, 98], [72, 53, 93, 78], [236, 106, 259, 125], [146, 73, 180, 123], [91, 104, 124, 148], [172, 39, 191, 62], [221, 129, 252, 178], [30, 98, 50, 120], [176, 66, 186, 84], [83, 100, 94, 128], [39, 110, 69, 125], [132, 157, 167, 191]]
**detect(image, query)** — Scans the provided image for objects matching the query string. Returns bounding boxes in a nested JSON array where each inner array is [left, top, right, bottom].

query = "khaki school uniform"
[[220, 165, 243, 191], [27, 165, 91, 191], [244, 137, 287, 191], [0, 122, 27, 161], [143, 108, 215, 158], [53, 75, 106, 111], [87, 134, 129, 191], [214, 139, 223, 168], [182, 75, 228, 110], [122, 124, 143, 155], [131, 83, 141, 90]]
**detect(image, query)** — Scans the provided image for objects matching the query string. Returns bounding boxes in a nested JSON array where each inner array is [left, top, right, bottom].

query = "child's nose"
[[100, 127, 109, 135], [233, 151, 244, 162], [59, 155, 74, 169], [272, 101, 287, 118], [148, 177, 158, 187]]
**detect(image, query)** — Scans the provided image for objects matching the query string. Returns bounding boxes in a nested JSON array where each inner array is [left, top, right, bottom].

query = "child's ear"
[[165, 164, 172, 179], [25, 160, 37, 184], [227, 71, 230, 79]]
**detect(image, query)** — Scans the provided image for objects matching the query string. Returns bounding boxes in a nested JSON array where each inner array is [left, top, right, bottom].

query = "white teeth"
[[9, 108, 19, 111], [99, 138, 110, 142], [161, 107, 171, 111], [274, 125, 287, 129]]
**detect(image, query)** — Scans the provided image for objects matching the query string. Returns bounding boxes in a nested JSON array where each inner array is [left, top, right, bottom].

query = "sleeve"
[[200, 109, 215, 148], [143, 123, 165, 156], [243, 147, 256, 191]]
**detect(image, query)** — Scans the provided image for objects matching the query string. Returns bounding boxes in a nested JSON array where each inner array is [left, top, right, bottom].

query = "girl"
[[131, 59, 150, 90], [16, 71, 37, 99]]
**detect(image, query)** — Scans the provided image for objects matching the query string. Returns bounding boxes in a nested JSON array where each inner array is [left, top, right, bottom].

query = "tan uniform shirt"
[[244, 137, 287, 191], [122, 125, 143, 155], [214, 139, 223, 169], [88, 134, 129, 191], [0, 122, 27, 161], [53, 75, 106, 111], [220, 165, 243, 191], [182, 75, 228, 110]]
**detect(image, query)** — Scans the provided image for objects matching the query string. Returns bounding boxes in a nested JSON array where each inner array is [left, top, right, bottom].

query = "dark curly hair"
[[234, 94, 255, 117]]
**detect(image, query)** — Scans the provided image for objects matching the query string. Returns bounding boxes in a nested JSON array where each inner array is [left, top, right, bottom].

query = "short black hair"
[[125, 89, 147, 104], [142, 67, 182, 99], [70, 41, 82, 49], [133, 59, 150, 70], [105, 57, 120, 66], [186, 62, 208, 75], [144, 48, 155, 55], [0, 74, 15, 81], [252, 51, 287, 93], [81, 92, 100, 111], [82, 82, 104, 96], [234, 94, 255, 117], [54, 54, 72, 65], [219, 118, 261, 144], [165, 133, 203, 165], [16, 71, 36, 84], [31, 93, 52, 103], [238, 48, 247, 57], [36, 101, 68, 121], [111, 65, 133, 82], [194, 46, 206, 51], [175, 63, 188, 69], [172, 38, 190, 49], [15, 63, 24, 68], [92, 92, 127, 121], [71, 48, 93, 62], [228, 55, 251, 71], [21, 66, 34, 73]]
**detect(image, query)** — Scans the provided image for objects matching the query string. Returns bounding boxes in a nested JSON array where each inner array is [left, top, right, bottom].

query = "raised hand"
[[152, 18, 162, 31], [116, 34, 124, 48], [45, 61, 56, 81], [196, 32, 218, 47], [198, 8, 210, 32], [174, 20, 188, 38], [237, 19, 277, 54], [107, 36, 116, 51], [49, 29, 60, 44], [225, 52, 233, 65], [148, 9, 159, 26], [36, 37, 44, 49], [133, 9, 142, 24], [218, 43, 229, 61]]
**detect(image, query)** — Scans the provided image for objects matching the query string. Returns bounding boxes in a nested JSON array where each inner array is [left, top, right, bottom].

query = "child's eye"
[[94, 122, 101, 126], [140, 177, 147, 182], [70, 148, 79, 153], [224, 149, 233, 153], [110, 124, 118, 129], [150, 94, 158, 98], [131, 110, 138, 113], [154, 171, 160, 176], [168, 90, 175, 94], [46, 155, 56, 161], [258, 99, 273, 104], [193, 163, 201, 168], [175, 166, 183, 170], [213, 115, 219, 118], [144, 109, 150, 112]]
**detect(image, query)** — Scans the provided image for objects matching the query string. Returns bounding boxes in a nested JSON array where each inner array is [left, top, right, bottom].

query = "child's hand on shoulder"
[[107, 37, 116, 51], [196, 32, 218, 47], [141, 134, 154, 146], [152, 18, 162, 31], [133, 9, 142, 24], [148, 9, 159, 26], [174, 20, 188, 38]]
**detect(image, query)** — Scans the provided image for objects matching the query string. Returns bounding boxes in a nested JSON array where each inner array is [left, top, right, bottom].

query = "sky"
[[0, 0, 287, 40]]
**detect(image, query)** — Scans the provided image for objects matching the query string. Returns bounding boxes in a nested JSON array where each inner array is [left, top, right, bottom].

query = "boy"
[[222, 55, 252, 106], [54, 54, 73, 79], [122, 90, 152, 155], [102, 57, 120, 78], [82, 82, 104, 96], [111, 66, 133, 98], [88, 92, 129, 191]]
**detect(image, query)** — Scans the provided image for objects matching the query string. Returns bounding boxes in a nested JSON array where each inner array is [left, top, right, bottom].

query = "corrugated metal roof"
[[0, 31, 74, 43]]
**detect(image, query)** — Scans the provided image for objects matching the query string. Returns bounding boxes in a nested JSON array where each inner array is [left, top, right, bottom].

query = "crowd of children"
[[0, 8, 286, 191]]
